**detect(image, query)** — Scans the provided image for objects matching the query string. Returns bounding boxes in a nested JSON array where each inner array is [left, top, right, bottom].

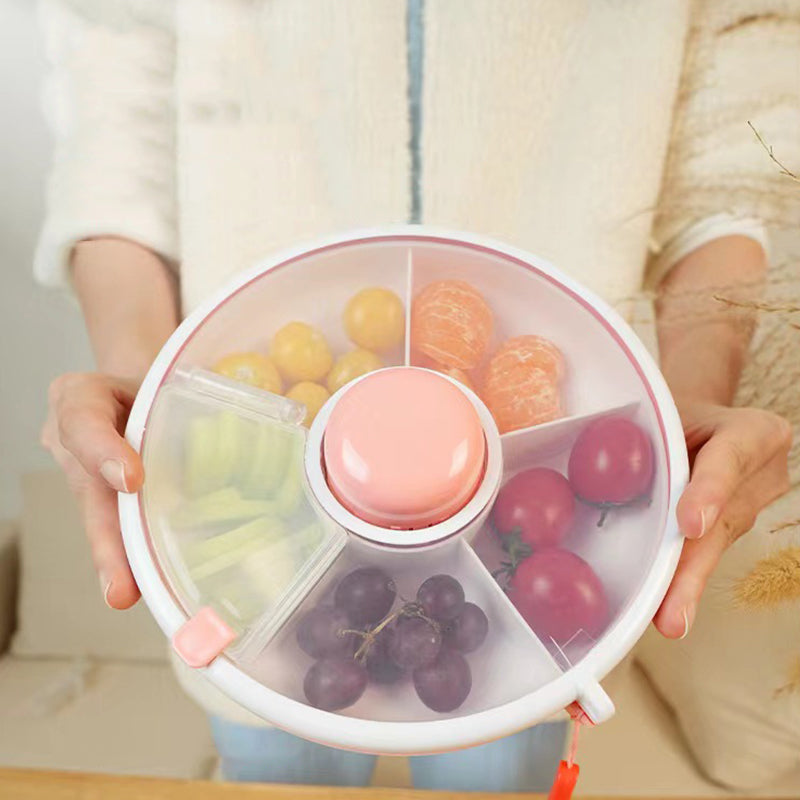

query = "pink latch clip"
[[172, 606, 236, 668]]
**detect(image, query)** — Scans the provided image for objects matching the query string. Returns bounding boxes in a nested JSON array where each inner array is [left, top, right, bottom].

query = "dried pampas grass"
[[734, 547, 800, 609], [621, 122, 800, 697], [770, 518, 800, 535], [749, 121, 800, 184]]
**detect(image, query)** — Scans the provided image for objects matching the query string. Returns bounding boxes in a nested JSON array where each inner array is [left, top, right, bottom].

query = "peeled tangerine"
[[483, 368, 561, 434], [487, 336, 564, 382], [432, 365, 474, 392], [344, 288, 405, 352], [411, 281, 493, 370], [483, 336, 565, 433], [213, 352, 283, 394], [270, 322, 333, 384], [286, 382, 330, 427], [415, 354, 475, 392], [327, 349, 383, 394]]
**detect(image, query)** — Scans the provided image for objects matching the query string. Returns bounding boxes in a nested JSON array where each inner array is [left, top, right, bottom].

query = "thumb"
[[52, 374, 144, 493]]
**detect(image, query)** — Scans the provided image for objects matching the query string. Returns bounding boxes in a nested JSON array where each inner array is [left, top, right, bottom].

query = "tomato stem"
[[574, 493, 654, 528], [491, 528, 534, 588]]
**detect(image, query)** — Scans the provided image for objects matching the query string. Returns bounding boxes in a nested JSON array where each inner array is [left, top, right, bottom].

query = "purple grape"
[[296, 606, 358, 659], [417, 574, 465, 621], [304, 657, 368, 711], [442, 602, 489, 654], [413, 648, 472, 712], [389, 616, 441, 669], [364, 626, 406, 685], [334, 567, 396, 626]]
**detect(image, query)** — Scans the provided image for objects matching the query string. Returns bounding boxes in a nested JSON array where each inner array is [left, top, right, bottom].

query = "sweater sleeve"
[[646, 1, 800, 288], [34, 0, 178, 289]]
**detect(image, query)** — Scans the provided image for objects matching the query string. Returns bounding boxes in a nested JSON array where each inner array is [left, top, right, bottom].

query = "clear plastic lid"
[[140, 369, 347, 655], [130, 233, 684, 734]]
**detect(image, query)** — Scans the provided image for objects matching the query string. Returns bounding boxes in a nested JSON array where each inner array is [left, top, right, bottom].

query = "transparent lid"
[[140, 369, 347, 656], [133, 233, 683, 730]]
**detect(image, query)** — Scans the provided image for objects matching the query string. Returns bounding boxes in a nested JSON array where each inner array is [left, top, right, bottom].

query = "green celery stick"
[[184, 415, 219, 496], [213, 410, 244, 489], [231, 416, 258, 485], [274, 438, 305, 517], [171, 487, 281, 529], [244, 423, 293, 498], [183, 516, 286, 579]]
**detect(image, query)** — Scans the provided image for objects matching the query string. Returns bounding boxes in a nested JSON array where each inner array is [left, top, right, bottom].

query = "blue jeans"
[[210, 716, 567, 793]]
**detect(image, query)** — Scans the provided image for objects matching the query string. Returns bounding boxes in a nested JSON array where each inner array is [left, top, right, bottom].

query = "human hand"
[[42, 373, 145, 609], [653, 401, 792, 638]]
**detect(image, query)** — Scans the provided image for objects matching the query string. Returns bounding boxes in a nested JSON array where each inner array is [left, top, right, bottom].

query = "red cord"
[[548, 704, 590, 800], [567, 718, 581, 767]]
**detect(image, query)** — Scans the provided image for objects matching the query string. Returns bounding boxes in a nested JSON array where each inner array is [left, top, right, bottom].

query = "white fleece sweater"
[[36, 0, 800, 309], [34, 0, 800, 726]]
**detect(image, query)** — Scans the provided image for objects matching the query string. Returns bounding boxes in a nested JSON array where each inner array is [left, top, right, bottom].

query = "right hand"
[[42, 373, 145, 609]]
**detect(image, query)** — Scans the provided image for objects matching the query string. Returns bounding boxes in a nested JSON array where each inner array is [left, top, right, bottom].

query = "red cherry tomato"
[[568, 417, 654, 506], [492, 468, 575, 548], [508, 548, 609, 643]]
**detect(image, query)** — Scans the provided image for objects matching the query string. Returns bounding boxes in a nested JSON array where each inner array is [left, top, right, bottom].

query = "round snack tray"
[[120, 227, 688, 755]]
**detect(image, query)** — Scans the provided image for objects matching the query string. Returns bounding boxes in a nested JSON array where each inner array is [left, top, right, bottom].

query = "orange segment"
[[482, 365, 562, 434], [411, 280, 493, 370], [487, 335, 564, 382], [436, 365, 475, 392], [482, 335, 565, 433], [415, 354, 476, 392]]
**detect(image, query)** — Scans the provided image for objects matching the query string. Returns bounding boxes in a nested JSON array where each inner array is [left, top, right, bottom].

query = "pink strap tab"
[[549, 760, 580, 800], [566, 700, 597, 727], [172, 606, 236, 668]]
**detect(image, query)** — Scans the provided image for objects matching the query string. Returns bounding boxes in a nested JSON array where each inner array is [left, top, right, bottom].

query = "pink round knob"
[[323, 368, 486, 530]]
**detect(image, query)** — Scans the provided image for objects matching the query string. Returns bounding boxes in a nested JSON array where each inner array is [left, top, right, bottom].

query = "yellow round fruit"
[[326, 349, 384, 394], [343, 288, 405, 352], [212, 352, 283, 394], [285, 382, 330, 426], [270, 322, 333, 383]]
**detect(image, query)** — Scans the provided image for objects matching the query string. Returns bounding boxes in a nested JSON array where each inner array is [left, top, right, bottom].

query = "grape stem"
[[341, 602, 442, 662]]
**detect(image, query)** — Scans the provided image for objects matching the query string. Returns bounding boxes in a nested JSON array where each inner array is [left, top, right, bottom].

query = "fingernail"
[[679, 603, 696, 639], [100, 573, 114, 608], [100, 459, 128, 492], [699, 506, 718, 538]]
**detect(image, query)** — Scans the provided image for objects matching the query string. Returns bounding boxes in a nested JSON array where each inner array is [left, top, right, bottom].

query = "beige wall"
[[0, 0, 93, 519]]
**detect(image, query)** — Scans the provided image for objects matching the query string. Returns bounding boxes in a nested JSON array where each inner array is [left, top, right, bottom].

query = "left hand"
[[653, 401, 792, 638]]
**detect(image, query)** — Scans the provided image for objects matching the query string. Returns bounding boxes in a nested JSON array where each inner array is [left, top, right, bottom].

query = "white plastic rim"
[[119, 225, 688, 755], [305, 366, 503, 549]]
